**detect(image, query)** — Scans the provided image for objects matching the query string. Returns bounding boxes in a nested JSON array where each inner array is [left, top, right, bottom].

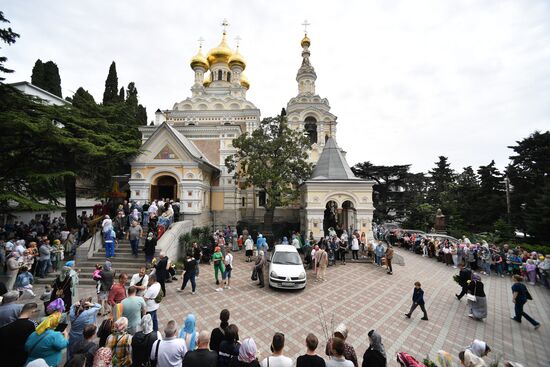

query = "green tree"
[[125, 82, 148, 126], [31, 59, 45, 87], [118, 86, 125, 101], [102, 61, 119, 105], [523, 178, 550, 242], [31, 59, 62, 97], [427, 156, 455, 208], [475, 160, 506, 232], [0, 11, 20, 80], [225, 111, 313, 238], [351, 162, 412, 223], [507, 131, 550, 235], [452, 166, 479, 231]]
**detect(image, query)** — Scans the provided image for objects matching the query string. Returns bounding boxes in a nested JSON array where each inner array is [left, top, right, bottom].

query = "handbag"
[[251, 268, 258, 281]]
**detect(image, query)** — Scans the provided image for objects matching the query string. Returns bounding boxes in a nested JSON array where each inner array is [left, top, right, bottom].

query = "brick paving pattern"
[[75, 248, 550, 367]]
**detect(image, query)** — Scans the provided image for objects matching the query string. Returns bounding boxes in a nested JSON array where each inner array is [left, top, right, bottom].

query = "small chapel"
[[128, 21, 374, 240]]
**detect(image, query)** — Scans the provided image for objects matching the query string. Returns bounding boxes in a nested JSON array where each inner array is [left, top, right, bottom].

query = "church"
[[128, 22, 374, 240]]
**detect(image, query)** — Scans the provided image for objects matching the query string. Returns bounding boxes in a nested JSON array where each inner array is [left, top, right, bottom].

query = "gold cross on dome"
[[198, 37, 205, 48], [234, 35, 242, 47], [302, 19, 310, 34], [222, 19, 229, 34]]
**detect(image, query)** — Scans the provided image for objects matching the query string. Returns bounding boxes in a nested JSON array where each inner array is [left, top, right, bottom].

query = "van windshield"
[[272, 252, 302, 265]]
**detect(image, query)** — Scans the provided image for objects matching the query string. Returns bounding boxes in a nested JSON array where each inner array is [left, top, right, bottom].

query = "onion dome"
[[240, 72, 250, 89], [301, 34, 310, 48], [203, 72, 212, 87], [190, 46, 209, 70], [228, 46, 246, 70], [207, 32, 233, 65]]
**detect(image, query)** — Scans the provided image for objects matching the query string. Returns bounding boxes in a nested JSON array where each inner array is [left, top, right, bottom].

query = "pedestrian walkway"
[[74, 247, 550, 366]]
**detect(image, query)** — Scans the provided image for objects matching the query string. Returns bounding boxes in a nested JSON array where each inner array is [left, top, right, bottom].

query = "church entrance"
[[150, 175, 178, 201], [322, 200, 357, 236]]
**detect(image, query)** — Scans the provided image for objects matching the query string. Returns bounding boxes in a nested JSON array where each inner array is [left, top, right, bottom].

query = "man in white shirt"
[[150, 320, 187, 367], [130, 267, 149, 296], [260, 332, 293, 367], [144, 274, 161, 332]]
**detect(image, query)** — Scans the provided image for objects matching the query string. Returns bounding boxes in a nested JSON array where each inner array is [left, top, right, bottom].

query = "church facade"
[[128, 25, 374, 240]]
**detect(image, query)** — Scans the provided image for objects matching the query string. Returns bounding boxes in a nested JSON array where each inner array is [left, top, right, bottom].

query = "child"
[[40, 285, 52, 313], [93, 264, 103, 294], [405, 281, 428, 320]]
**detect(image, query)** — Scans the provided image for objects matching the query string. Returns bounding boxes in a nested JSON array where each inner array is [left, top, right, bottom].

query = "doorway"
[[151, 175, 178, 201]]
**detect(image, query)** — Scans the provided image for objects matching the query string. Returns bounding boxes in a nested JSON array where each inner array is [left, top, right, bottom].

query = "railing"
[[157, 220, 193, 261]]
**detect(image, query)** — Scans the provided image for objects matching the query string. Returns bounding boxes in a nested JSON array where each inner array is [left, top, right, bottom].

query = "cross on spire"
[[234, 35, 242, 47], [221, 18, 229, 34], [302, 19, 311, 34], [198, 37, 205, 48]]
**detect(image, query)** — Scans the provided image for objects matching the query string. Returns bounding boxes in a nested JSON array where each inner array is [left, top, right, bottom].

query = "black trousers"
[[408, 302, 428, 317], [158, 279, 166, 296], [457, 285, 468, 299]]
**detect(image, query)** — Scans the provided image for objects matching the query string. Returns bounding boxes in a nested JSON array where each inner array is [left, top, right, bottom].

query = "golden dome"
[[301, 34, 310, 48], [190, 47, 209, 70], [240, 72, 250, 89], [207, 33, 233, 65], [228, 47, 246, 70], [203, 72, 212, 87]]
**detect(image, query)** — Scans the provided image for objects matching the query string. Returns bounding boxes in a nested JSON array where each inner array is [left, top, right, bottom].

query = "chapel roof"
[[310, 137, 359, 180]]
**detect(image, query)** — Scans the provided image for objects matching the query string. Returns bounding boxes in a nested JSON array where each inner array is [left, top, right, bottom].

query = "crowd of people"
[[0, 213, 545, 367]]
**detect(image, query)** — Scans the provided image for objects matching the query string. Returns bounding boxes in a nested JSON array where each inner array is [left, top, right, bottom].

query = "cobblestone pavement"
[[75, 248, 550, 367]]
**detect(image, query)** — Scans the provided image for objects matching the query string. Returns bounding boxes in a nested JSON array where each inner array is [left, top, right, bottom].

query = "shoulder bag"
[[466, 282, 477, 302]]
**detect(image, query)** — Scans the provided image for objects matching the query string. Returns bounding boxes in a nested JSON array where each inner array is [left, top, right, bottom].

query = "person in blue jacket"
[[25, 312, 69, 366], [405, 281, 428, 321]]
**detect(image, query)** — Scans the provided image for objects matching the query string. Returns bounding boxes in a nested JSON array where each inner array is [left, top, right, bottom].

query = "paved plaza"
[[75, 248, 550, 367]]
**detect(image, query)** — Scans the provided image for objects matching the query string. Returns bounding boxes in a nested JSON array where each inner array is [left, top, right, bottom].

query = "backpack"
[[396, 352, 426, 367], [93, 347, 113, 367]]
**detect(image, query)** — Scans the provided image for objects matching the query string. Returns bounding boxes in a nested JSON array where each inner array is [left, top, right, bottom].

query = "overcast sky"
[[3, 0, 549, 173]]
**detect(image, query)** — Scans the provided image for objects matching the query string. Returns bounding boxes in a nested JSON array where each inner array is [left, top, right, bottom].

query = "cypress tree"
[[119, 87, 125, 101], [31, 59, 45, 88], [42, 61, 62, 97], [102, 61, 119, 105], [31, 59, 62, 97]]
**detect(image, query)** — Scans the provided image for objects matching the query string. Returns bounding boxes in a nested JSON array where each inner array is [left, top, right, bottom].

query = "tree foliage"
[[0, 11, 20, 80], [103, 61, 119, 105], [225, 111, 313, 233], [31, 59, 62, 97]]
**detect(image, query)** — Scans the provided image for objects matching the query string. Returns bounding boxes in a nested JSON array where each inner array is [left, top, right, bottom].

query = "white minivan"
[[268, 245, 307, 289]]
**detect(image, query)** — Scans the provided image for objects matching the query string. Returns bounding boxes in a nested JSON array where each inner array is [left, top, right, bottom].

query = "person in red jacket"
[[108, 273, 128, 307]]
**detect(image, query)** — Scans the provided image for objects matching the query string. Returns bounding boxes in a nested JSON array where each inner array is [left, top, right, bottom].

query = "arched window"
[[218, 70, 223, 81], [227, 72, 231, 82], [304, 116, 318, 145]]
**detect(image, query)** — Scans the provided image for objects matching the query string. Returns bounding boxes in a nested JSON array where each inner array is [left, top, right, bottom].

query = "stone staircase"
[[36, 235, 154, 287]]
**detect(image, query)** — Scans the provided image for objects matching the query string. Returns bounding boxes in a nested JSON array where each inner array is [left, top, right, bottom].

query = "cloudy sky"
[[3, 0, 549, 173]]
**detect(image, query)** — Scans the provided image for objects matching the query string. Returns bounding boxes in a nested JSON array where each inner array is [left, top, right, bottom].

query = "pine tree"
[[118, 87, 125, 101], [137, 104, 148, 125], [0, 11, 20, 81], [102, 61, 119, 105], [427, 156, 455, 208], [70, 87, 97, 111]]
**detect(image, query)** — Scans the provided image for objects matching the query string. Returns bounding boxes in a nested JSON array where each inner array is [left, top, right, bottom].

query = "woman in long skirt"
[[467, 274, 487, 321]]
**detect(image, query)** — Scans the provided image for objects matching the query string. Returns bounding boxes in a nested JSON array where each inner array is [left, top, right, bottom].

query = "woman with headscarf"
[[68, 297, 101, 359], [213, 246, 225, 287], [143, 227, 158, 265], [25, 305, 69, 366], [466, 274, 487, 321], [179, 313, 199, 351], [231, 337, 260, 367], [467, 340, 491, 359], [131, 314, 162, 367], [49, 266, 73, 314], [106, 317, 133, 366], [525, 259, 537, 285], [325, 323, 358, 367], [362, 330, 386, 367], [131, 208, 141, 224]]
